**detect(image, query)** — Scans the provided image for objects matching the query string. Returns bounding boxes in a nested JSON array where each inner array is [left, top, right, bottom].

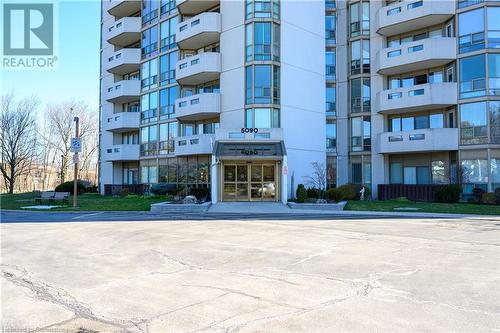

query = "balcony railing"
[[107, 17, 141, 46], [377, 0, 455, 36], [176, 52, 221, 85], [175, 134, 214, 156], [105, 144, 140, 161], [177, 12, 221, 50], [378, 128, 459, 154], [378, 82, 457, 114], [176, 93, 220, 121], [104, 48, 141, 75], [377, 37, 456, 75]]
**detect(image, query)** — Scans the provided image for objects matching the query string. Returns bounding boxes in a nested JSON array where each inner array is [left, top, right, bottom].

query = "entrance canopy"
[[213, 142, 286, 160]]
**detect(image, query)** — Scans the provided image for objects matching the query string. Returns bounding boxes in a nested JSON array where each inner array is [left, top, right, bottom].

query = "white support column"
[[281, 156, 288, 204], [211, 155, 218, 203]]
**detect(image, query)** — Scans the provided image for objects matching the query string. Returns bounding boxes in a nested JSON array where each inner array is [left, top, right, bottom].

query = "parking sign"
[[70, 137, 82, 153]]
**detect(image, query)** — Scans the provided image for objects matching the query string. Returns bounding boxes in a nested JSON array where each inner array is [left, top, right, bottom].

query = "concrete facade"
[[99, 0, 500, 200]]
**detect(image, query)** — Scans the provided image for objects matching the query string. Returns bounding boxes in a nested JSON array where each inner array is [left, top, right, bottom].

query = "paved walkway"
[[208, 202, 291, 214]]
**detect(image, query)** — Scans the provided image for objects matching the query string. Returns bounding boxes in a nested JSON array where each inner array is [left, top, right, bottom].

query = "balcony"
[[176, 93, 220, 121], [378, 128, 459, 154], [176, 0, 220, 15], [107, 17, 141, 46], [177, 13, 221, 50], [107, 0, 141, 18], [105, 80, 140, 104], [378, 82, 458, 114], [103, 112, 140, 132], [104, 144, 140, 162], [175, 134, 214, 156], [377, 0, 455, 36], [104, 48, 140, 75], [377, 38, 456, 76], [176, 52, 221, 85]]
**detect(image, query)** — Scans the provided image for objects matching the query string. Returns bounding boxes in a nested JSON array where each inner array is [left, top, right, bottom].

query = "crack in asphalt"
[[1, 264, 147, 333]]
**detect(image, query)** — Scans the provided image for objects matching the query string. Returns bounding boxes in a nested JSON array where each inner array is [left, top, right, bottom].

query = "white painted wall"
[[281, 0, 326, 198]]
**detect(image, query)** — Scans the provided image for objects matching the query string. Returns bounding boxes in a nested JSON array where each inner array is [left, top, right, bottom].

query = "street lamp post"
[[73, 114, 79, 208]]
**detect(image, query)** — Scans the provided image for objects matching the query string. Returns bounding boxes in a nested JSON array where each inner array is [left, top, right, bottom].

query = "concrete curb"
[[150, 201, 212, 214], [287, 201, 347, 211]]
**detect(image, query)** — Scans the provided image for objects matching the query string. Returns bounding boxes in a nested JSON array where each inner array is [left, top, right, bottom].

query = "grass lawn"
[[345, 200, 500, 216], [0, 192, 170, 211]]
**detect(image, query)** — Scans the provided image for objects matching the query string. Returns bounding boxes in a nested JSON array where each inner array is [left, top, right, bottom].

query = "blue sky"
[[2, 0, 101, 111]]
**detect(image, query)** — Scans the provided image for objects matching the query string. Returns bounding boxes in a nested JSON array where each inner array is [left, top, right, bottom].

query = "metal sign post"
[[72, 115, 79, 208]]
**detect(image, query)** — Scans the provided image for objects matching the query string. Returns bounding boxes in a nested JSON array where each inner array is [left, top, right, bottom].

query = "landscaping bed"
[[345, 199, 500, 216], [1, 193, 170, 211]]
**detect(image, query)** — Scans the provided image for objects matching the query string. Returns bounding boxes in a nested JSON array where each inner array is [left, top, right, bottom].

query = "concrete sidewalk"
[[206, 202, 494, 219], [208, 202, 291, 214]]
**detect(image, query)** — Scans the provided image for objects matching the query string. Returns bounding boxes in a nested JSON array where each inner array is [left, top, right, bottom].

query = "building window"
[[160, 17, 178, 52], [245, 64, 280, 105], [350, 78, 370, 113], [141, 25, 158, 59], [246, 0, 280, 20], [159, 122, 177, 154], [390, 163, 403, 184], [458, 8, 484, 53], [160, 0, 176, 18], [490, 101, 500, 144], [327, 156, 336, 189], [432, 161, 447, 184], [461, 159, 488, 193], [159, 86, 177, 120], [350, 39, 370, 75], [140, 91, 158, 124], [245, 22, 280, 62], [460, 102, 488, 145], [351, 163, 362, 184], [350, 1, 369, 37], [459, 54, 486, 99], [245, 108, 280, 128], [140, 125, 158, 157], [351, 116, 370, 152], [487, 7, 500, 49], [488, 54, 500, 96], [326, 84, 336, 116], [140, 58, 158, 91], [142, 0, 158, 26], [326, 50, 336, 81], [326, 120, 336, 151], [491, 158, 500, 190], [159, 51, 177, 86], [326, 14, 336, 45]]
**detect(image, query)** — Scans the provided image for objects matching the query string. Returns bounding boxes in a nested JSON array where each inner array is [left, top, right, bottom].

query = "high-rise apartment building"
[[100, 0, 500, 202]]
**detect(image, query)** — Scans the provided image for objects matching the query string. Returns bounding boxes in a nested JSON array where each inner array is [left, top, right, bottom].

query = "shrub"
[[189, 187, 211, 201], [55, 180, 86, 194], [306, 187, 318, 199], [296, 184, 307, 203], [436, 184, 462, 203], [337, 184, 356, 201], [119, 188, 129, 197], [392, 197, 410, 202], [151, 183, 178, 196], [326, 188, 342, 203], [86, 185, 98, 193], [495, 188, 500, 204], [482, 192, 496, 205], [472, 187, 486, 203]]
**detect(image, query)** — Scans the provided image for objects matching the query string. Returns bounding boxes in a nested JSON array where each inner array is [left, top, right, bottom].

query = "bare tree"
[[303, 162, 327, 198], [43, 100, 98, 184], [0, 94, 39, 194]]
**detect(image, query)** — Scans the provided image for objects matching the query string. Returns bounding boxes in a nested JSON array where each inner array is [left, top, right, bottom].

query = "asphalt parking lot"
[[1, 216, 499, 332]]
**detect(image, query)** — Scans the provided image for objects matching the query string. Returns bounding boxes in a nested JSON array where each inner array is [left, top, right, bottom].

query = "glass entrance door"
[[223, 163, 276, 201]]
